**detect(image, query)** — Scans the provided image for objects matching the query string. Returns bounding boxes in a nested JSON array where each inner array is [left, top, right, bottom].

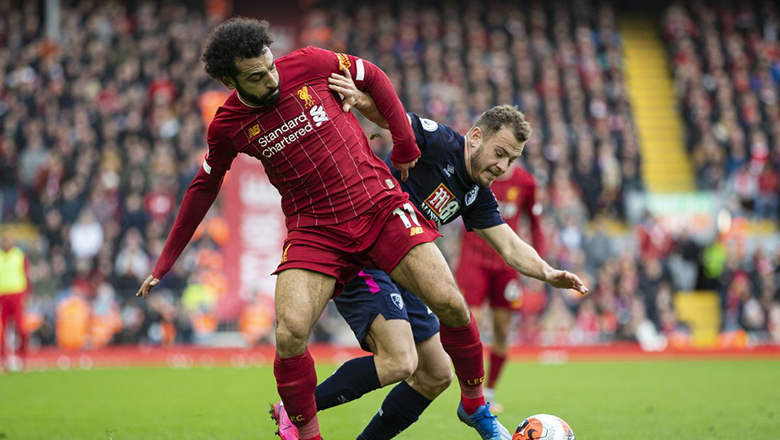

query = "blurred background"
[[1, 0, 779, 370]]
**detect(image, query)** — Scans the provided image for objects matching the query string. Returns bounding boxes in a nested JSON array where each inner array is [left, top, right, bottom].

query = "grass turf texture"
[[1, 360, 777, 439]]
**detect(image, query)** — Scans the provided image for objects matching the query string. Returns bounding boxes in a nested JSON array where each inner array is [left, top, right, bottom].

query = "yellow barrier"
[[674, 291, 720, 347]]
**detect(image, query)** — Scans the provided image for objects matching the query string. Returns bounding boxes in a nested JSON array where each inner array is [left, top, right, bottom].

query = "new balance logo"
[[310, 105, 328, 127]]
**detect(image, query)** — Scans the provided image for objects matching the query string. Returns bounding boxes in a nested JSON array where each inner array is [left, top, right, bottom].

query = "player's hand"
[[136, 275, 160, 299], [329, 66, 359, 112], [391, 158, 418, 182], [545, 269, 588, 294]]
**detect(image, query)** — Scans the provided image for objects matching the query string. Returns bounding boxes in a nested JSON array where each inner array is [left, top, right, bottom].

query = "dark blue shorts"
[[334, 268, 440, 352]]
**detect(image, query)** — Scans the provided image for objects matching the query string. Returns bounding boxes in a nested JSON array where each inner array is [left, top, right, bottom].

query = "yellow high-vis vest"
[[0, 246, 27, 295]]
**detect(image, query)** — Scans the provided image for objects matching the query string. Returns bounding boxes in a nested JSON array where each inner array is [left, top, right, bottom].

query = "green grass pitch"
[[1, 360, 778, 439]]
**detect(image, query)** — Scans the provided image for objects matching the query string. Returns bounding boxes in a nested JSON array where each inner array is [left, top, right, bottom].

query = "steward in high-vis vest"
[[0, 235, 30, 371]]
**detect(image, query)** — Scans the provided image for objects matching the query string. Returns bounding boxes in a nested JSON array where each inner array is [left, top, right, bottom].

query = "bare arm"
[[474, 223, 588, 293], [356, 93, 390, 130]]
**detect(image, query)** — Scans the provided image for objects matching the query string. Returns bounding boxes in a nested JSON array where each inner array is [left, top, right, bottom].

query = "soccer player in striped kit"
[[136, 18, 498, 440]]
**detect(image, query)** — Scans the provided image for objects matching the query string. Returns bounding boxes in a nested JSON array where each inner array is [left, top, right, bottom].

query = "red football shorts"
[[0, 293, 24, 321], [456, 266, 522, 310], [273, 196, 441, 297]]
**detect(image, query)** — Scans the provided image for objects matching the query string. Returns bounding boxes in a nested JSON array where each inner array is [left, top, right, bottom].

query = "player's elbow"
[[189, 167, 224, 196], [501, 249, 527, 276], [497, 243, 517, 266]]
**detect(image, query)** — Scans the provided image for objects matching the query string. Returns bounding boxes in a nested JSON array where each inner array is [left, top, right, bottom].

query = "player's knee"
[[431, 292, 470, 327], [415, 363, 453, 397], [428, 364, 453, 395], [275, 322, 311, 356], [385, 350, 418, 383]]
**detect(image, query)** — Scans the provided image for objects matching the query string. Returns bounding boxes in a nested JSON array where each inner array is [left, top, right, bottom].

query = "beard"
[[236, 82, 281, 107], [469, 147, 500, 186]]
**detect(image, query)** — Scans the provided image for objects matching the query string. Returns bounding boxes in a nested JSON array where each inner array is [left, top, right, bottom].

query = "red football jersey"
[[152, 47, 419, 279], [206, 46, 416, 229], [458, 166, 544, 270]]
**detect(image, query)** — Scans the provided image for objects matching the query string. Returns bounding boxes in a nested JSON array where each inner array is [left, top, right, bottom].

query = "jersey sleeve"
[[204, 120, 237, 174], [296, 47, 364, 83], [462, 188, 505, 232], [298, 46, 420, 164], [408, 113, 462, 158]]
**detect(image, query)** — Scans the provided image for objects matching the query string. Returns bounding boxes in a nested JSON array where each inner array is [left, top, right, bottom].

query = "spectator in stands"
[[583, 214, 612, 273], [69, 210, 104, 260], [114, 228, 150, 286], [755, 164, 779, 221], [669, 227, 703, 291], [664, 0, 780, 222], [2, 0, 776, 351]]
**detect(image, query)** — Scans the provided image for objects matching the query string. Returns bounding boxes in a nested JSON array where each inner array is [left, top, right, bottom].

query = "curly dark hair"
[[201, 17, 274, 80], [474, 105, 532, 144]]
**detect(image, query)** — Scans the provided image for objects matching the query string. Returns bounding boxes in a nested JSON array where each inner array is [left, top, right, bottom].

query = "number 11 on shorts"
[[393, 203, 424, 236]]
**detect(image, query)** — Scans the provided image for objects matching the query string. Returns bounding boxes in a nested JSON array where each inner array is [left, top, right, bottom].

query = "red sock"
[[439, 312, 485, 414], [274, 350, 319, 436], [0, 319, 5, 360], [298, 419, 321, 440], [487, 351, 506, 390], [17, 326, 26, 359], [461, 396, 486, 415]]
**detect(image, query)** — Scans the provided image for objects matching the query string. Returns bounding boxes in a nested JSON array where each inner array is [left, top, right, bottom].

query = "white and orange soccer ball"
[[513, 414, 575, 440]]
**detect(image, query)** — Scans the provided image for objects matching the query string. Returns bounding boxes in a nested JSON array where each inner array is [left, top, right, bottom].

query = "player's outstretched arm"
[[474, 223, 588, 294], [136, 166, 224, 299]]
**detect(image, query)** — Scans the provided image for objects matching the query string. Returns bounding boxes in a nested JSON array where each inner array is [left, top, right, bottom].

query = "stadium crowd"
[[662, 0, 780, 222], [300, 0, 780, 347], [0, 0, 778, 354], [302, 0, 643, 220]]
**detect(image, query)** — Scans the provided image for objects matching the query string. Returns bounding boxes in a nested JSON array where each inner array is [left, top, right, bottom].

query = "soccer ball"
[[513, 414, 575, 440]]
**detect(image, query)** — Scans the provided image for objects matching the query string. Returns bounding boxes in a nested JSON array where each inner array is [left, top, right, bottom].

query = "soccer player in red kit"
[[135, 18, 500, 440], [455, 165, 543, 413]]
